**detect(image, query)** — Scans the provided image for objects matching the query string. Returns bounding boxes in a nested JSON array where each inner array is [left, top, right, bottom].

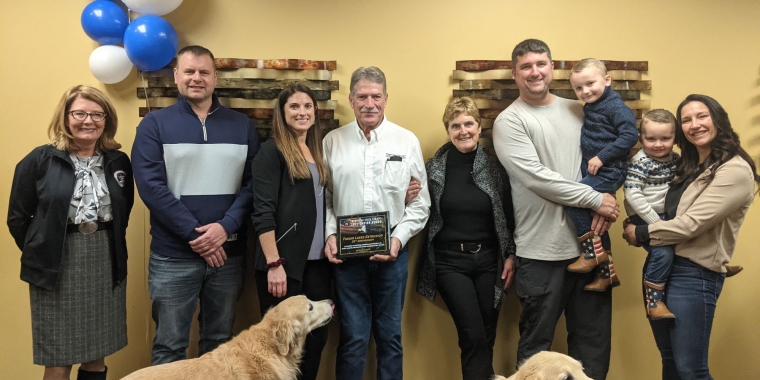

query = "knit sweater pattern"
[[580, 87, 639, 168], [624, 149, 679, 224]]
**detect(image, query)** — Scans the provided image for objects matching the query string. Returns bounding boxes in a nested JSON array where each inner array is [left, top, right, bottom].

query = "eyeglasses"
[[69, 110, 107, 122]]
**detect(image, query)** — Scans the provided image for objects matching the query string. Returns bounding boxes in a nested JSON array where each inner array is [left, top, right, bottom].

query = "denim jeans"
[[334, 246, 408, 380], [148, 252, 244, 365], [647, 256, 724, 380], [435, 246, 499, 380], [564, 166, 626, 250], [630, 214, 674, 285]]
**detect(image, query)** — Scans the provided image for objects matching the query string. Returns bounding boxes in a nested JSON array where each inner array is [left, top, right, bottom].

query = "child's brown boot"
[[645, 281, 675, 320], [726, 265, 743, 277], [584, 255, 620, 291], [568, 232, 608, 273]]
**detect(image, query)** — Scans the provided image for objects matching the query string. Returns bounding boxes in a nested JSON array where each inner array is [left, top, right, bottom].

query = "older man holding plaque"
[[323, 66, 430, 380]]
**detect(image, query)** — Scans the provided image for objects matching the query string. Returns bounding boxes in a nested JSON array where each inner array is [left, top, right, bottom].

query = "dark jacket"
[[416, 142, 516, 308], [8, 145, 134, 291], [251, 140, 325, 281]]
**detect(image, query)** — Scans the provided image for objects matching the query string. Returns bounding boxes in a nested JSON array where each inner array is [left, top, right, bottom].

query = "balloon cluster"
[[81, 0, 182, 84]]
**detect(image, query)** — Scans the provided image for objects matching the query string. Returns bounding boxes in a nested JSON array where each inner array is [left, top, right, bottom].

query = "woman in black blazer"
[[8, 85, 133, 380], [251, 84, 332, 380]]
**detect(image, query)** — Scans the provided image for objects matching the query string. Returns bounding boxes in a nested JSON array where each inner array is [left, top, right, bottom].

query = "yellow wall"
[[1, 1, 759, 378]]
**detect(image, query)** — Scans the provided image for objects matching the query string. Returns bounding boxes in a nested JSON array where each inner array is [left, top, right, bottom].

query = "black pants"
[[515, 256, 611, 380], [256, 259, 333, 380], [435, 247, 499, 380]]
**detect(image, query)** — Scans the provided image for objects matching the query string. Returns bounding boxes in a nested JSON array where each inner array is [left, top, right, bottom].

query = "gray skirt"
[[29, 230, 127, 366]]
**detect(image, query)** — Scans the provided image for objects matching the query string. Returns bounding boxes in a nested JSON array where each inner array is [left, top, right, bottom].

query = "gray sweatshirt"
[[493, 96, 603, 261]]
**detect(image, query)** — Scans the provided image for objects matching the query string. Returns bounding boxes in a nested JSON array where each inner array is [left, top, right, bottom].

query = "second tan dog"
[[494, 351, 593, 380], [122, 295, 333, 380]]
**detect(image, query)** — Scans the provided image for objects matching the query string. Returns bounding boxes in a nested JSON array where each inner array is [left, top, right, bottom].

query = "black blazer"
[[251, 140, 325, 281], [7, 145, 134, 290]]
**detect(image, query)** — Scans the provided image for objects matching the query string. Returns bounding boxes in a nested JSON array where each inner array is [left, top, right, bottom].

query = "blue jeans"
[[630, 214, 674, 285], [334, 246, 408, 380], [564, 166, 626, 250], [148, 252, 243, 365], [647, 256, 724, 380]]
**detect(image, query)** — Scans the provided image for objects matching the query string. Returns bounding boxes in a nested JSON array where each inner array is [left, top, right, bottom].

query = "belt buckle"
[[469, 244, 481, 253], [78, 221, 98, 234]]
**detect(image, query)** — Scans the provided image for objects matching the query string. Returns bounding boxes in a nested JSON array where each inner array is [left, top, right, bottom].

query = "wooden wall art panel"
[[452, 60, 650, 141], [137, 58, 339, 140]]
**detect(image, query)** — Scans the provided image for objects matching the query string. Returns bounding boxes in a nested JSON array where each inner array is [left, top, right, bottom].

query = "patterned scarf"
[[70, 153, 109, 224]]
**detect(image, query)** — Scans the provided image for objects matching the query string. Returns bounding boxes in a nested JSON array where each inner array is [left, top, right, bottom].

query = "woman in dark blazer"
[[7, 85, 133, 380], [416, 96, 516, 380], [251, 84, 331, 380]]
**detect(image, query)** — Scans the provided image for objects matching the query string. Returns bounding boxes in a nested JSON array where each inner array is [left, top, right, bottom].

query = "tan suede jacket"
[[648, 156, 755, 273]]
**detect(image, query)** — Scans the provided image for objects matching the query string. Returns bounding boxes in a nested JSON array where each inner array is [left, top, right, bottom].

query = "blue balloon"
[[123, 15, 178, 72], [81, 0, 129, 45]]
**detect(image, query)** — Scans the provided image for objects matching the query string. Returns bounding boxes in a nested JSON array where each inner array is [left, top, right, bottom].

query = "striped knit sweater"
[[132, 94, 260, 259], [623, 149, 679, 224]]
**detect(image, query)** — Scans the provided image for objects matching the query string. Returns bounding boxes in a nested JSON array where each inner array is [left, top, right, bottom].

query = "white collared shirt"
[[323, 117, 430, 247]]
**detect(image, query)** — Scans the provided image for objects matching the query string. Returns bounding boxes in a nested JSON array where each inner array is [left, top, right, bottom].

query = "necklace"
[[307, 160, 324, 196]]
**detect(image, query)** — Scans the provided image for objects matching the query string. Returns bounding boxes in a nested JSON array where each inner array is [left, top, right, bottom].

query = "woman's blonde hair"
[[271, 84, 328, 186], [442, 96, 481, 130], [48, 85, 121, 153]]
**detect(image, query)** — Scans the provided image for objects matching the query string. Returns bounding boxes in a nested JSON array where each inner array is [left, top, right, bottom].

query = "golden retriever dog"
[[493, 351, 593, 380], [122, 295, 333, 380]]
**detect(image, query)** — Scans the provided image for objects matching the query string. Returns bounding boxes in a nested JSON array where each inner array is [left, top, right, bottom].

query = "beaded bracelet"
[[266, 257, 285, 269]]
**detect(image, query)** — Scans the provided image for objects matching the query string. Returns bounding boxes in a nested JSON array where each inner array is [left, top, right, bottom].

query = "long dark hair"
[[271, 84, 328, 186], [672, 94, 760, 189]]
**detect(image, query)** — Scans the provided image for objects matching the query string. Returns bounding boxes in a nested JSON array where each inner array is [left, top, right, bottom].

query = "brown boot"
[[609, 257, 621, 288], [584, 256, 620, 291], [726, 265, 743, 277], [568, 232, 609, 273], [645, 281, 675, 320], [584, 271, 611, 291]]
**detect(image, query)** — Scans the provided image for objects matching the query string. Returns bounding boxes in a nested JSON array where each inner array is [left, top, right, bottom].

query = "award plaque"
[[336, 211, 390, 259]]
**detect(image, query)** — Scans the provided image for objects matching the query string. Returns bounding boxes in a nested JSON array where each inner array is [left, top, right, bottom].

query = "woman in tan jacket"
[[623, 94, 759, 380]]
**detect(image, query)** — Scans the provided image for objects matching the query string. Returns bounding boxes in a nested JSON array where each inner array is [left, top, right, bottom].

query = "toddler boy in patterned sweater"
[[624, 109, 679, 319], [624, 109, 742, 319], [564, 58, 638, 291]]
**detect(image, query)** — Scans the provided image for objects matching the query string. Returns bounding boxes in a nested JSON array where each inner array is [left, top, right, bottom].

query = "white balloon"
[[122, 0, 183, 16], [89, 45, 134, 84]]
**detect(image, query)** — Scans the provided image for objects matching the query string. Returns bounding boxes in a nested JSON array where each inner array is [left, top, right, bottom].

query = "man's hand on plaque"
[[370, 237, 401, 262], [324, 234, 343, 264]]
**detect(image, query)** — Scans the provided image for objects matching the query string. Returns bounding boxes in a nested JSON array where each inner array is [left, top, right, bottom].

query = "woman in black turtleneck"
[[416, 96, 516, 380]]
